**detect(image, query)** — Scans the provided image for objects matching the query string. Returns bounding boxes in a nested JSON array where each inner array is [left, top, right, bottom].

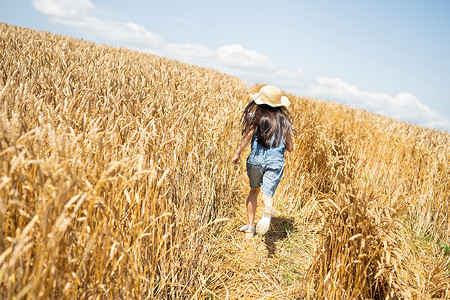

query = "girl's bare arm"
[[232, 127, 255, 165], [285, 131, 294, 152]]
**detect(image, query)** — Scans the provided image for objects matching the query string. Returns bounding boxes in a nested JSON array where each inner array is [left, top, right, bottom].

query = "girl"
[[232, 85, 294, 237]]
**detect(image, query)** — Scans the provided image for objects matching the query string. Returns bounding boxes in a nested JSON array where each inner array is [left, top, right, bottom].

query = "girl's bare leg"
[[247, 187, 260, 226], [261, 192, 274, 207]]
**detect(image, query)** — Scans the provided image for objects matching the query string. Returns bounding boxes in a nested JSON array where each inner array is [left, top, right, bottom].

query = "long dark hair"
[[241, 101, 292, 149]]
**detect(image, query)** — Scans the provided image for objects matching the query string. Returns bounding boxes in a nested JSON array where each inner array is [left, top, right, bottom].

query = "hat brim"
[[250, 93, 290, 108]]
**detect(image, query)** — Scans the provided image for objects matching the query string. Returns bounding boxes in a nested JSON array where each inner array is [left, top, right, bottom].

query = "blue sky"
[[1, 0, 449, 132]]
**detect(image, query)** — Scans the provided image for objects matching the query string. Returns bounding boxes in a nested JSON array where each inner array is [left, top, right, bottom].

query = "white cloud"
[[33, 0, 163, 51], [165, 43, 215, 65], [163, 43, 278, 84], [32, 0, 94, 18], [297, 76, 449, 130], [53, 17, 165, 51], [423, 119, 450, 131], [216, 45, 276, 70]]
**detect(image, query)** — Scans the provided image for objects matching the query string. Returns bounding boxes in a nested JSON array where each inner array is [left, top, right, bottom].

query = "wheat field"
[[1, 23, 449, 299]]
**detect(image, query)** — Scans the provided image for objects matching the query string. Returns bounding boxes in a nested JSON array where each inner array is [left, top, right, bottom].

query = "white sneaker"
[[256, 206, 274, 235]]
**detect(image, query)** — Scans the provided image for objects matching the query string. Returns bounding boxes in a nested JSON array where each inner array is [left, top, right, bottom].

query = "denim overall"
[[246, 133, 286, 197]]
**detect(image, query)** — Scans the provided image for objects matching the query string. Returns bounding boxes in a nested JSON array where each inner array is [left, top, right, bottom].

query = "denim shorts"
[[246, 151, 284, 198]]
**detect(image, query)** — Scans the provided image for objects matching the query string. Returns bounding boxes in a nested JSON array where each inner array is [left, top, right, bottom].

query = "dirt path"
[[204, 161, 322, 299]]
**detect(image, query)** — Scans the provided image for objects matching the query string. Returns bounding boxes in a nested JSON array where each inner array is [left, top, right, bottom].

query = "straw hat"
[[250, 85, 290, 107]]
